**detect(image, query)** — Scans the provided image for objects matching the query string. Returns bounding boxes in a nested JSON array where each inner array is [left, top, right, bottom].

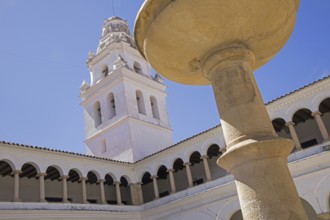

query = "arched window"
[[141, 172, 153, 203], [189, 151, 205, 186], [45, 166, 62, 202], [207, 144, 226, 179], [292, 108, 319, 149], [102, 66, 109, 77], [86, 171, 100, 204], [172, 158, 189, 192], [272, 118, 291, 139], [67, 169, 83, 203], [136, 91, 146, 115], [104, 174, 116, 204], [157, 165, 170, 198], [120, 176, 132, 205], [150, 96, 160, 119], [0, 160, 14, 202], [94, 101, 102, 127], [20, 163, 39, 202], [108, 93, 116, 119], [133, 62, 142, 74]]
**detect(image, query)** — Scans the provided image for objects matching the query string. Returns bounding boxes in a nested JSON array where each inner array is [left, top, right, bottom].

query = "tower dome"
[[102, 16, 130, 36]]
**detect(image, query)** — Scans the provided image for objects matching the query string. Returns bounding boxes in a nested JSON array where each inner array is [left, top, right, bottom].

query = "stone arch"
[[44, 166, 62, 202], [206, 144, 227, 180], [318, 97, 330, 140], [216, 199, 241, 220], [230, 210, 243, 220], [136, 90, 146, 115], [315, 172, 330, 214], [189, 151, 206, 186], [20, 162, 40, 202], [0, 160, 14, 201], [120, 176, 132, 205], [157, 165, 171, 198], [300, 198, 319, 220], [0, 159, 15, 171], [172, 158, 189, 192], [133, 61, 143, 74], [85, 171, 100, 204], [141, 171, 153, 203], [150, 96, 160, 119], [104, 173, 117, 204], [67, 168, 83, 203], [292, 108, 321, 148], [272, 118, 291, 139]]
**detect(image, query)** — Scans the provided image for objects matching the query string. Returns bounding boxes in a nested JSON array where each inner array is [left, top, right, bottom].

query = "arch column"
[[184, 162, 193, 187], [129, 182, 144, 205], [151, 175, 159, 199], [37, 173, 47, 202], [61, 175, 69, 203], [80, 177, 88, 204], [201, 155, 212, 182], [114, 181, 122, 205], [12, 170, 21, 202], [285, 121, 302, 150], [167, 169, 176, 194], [312, 111, 330, 142], [98, 179, 106, 204]]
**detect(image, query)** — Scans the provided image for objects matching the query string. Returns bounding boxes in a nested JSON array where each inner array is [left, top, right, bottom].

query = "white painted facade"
[[80, 17, 173, 162], [0, 16, 329, 220]]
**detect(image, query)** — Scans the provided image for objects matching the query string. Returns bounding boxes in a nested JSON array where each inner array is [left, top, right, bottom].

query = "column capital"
[[200, 155, 209, 159], [98, 179, 105, 183], [60, 175, 69, 180], [129, 182, 142, 186], [183, 162, 191, 166], [37, 173, 47, 177], [150, 175, 158, 179], [114, 181, 121, 185], [285, 121, 295, 127], [166, 168, 175, 173], [80, 177, 88, 181], [12, 170, 22, 175], [311, 111, 322, 117]]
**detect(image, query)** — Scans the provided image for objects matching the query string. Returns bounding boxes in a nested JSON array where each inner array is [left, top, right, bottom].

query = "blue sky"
[[0, 1, 330, 154]]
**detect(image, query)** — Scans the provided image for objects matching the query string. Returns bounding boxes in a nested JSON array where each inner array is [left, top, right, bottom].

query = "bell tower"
[[80, 17, 173, 162]]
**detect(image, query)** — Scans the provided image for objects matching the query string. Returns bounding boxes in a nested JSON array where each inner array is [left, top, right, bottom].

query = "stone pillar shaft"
[[312, 111, 330, 141], [184, 162, 193, 187], [286, 121, 302, 150], [203, 47, 307, 220], [151, 175, 159, 199], [99, 179, 106, 204], [201, 155, 212, 182], [167, 169, 176, 193], [114, 181, 122, 205], [13, 170, 21, 202], [61, 175, 69, 203], [38, 173, 47, 202], [81, 177, 88, 204], [130, 183, 144, 205]]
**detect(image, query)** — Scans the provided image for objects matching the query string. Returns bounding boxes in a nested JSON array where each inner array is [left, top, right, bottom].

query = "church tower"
[[80, 17, 173, 162]]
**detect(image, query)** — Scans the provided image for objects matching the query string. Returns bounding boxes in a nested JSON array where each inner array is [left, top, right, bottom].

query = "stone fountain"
[[134, 1, 307, 219]]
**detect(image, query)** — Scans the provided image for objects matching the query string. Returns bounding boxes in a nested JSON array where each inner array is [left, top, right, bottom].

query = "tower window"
[[94, 101, 102, 127], [108, 93, 116, 119], [150, 96, 160, 119], [133, 62, 142, 74], [136, 90, 146, 115], [101, 140, 107, 154], [103, 66, 109, 77]]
